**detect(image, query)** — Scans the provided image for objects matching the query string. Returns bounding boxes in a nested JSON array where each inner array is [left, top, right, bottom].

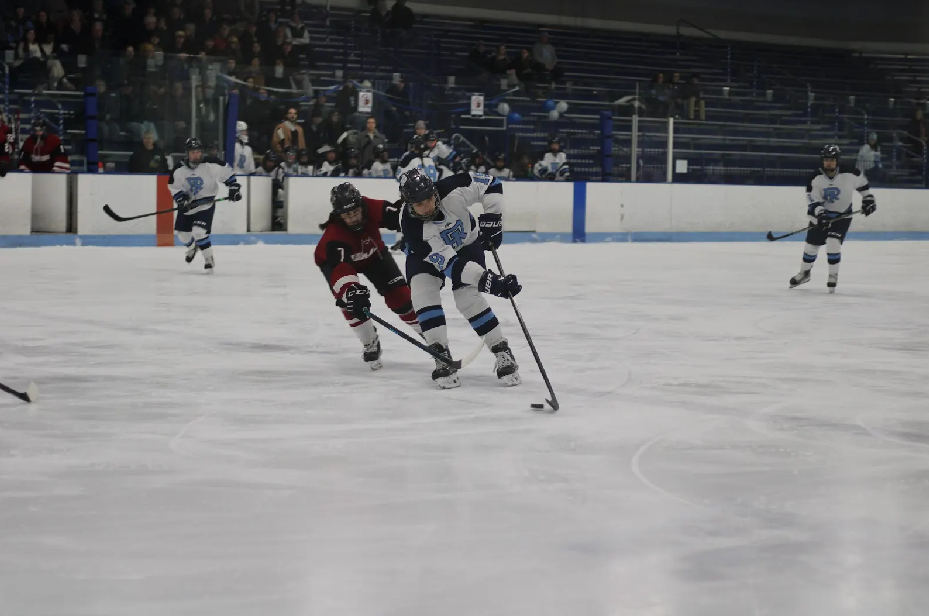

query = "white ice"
[[2, 242, 929, 616]]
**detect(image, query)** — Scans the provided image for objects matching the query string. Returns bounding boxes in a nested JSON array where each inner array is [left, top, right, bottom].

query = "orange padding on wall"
[[156, 175, 175, 247]]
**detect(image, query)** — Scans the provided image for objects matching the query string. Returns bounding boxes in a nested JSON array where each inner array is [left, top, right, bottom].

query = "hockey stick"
[[766, 209, 862, 242], [0, 381, 39, 403], [489, 245, 560, 412], [363, 309, 462, 369], [103, 198, 231, 223]]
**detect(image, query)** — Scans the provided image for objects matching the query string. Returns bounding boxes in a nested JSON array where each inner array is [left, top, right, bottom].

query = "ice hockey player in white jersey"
[[534, 137, 570, 181], [488, 152, 514, 181], [465, 150, 489, 174], [291, 148, 314, 176], [397, 136, 440, 182], [790, 144, 876, 293], [424, 131, 460, 179], [315, 145, 340, 176], [253, 149, 287, 230], [169, 138, 242, 273], [233, 121, 256, 175], [399, 168, 522, 389], [363, 144, 394, 178]]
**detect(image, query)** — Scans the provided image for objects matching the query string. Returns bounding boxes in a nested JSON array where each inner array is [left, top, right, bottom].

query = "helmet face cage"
[[408, 136, 425, 154], [400, 169, 439, 221], [186, 137, 204, 167], [821, 144, 841, 172], [330, 182, 367, 230]]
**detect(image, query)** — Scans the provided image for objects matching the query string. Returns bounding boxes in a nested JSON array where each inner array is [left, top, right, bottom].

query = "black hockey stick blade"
[[363, 309, 462, 369], [489, 246, 560, 413], [0, 381, 38, 403]]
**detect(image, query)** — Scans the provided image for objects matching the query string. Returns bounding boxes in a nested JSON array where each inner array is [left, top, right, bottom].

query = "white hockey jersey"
[[365, 160, 394, 178], [234, 141, 256, 175], [425, 140, 456, 163], [283, 162, 314, 176], [397, 152, 439, 182], [169, 157, 235, 214], [488, 166, 514, 181], [465, 162, 489, 175], [806, 167, 872, 216], [401, 172, 504, 276], [534, 152, 570, 181], [316, 161, 340, 176]]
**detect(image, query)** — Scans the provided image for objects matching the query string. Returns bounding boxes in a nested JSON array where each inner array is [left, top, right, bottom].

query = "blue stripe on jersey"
[[803, 253, 818, 263], [416, 307, 445, 322]]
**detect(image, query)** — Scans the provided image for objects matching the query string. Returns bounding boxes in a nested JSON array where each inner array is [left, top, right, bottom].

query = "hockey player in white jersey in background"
[[424, 130, 460, 179], [315, 145, 340, 176], [534, 137, 570, 181], [397, 136, 440, 182], [233, 121, 255, 175], [399, 168, 522, 389], [465, 150, 489, 174], [488, 152, 514, 180], [790, 144, 876, 293], [169, 138, 242, 273], [363, 144, 394, 178]]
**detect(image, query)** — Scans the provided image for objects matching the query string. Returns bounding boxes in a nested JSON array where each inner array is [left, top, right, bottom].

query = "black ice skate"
[[204, 255, 215, 274], [185, 243, 198, 263], [491, 340, 521, 387], [363, 335, 383, 371], [430, 343, 460, 389], [789, 270, 811, 288], [827, 273, 838, 294]]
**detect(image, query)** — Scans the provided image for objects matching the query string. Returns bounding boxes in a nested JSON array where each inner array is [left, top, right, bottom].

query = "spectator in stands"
[[200, 7, 219, 40], [304, 110, 326, 158], [310, 92, 332, 120], [856, 131, 882, 180], [532, 31, 564, 82], [166, 6, 185, 41], [114, 2, 140, 51], [90, 0, 108, 32], [141, 14, 158, 46], [678, 73, 704, 121], [257, 11, 277, 48], [15, 28, 44, 64], [226, 35, 242, 62], [214, 22, 232, 52], [906, 107, 927, 165], [240, 22, 259, 54], [33, 10, 52, 46], [272, 106, 306, 154], [322, 109, 345, 146], [467, 41, 490, 74], [279, 41, 300, 71], [243, 57, 265, 87], [6, 5, 32, 45], [95, 79, 121, 146], [489, 45, 510, 75], [358, 116, 386, 167], [287, 11, 310, 47], [389, 0, 415, 30], [201, 37, 217, 57], [384, 76, 409, 142], [647, 72, 671, 117], [512, 152, 532, 179], [267, 58, 290, 90], [369, 0, 390, 30], [414, 119, 427, 137], [337, 79, 361, 127], [243, 40, 262, 64], [60, 10, 92, 57], [668, 72, 684, 117], [511, 48, 535, 84], [167, 30, 193, 55], [116, 80, 144, 139], [128, 130, 170, 173], [167, 81, 192, 151]]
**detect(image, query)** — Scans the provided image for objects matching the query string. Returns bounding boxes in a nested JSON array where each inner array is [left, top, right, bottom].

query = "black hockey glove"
[[344, 284, 372, 318], [174, 192, 191, 212], [479, 270, 521, 298], [808, 203, 827, 228], [478, 213, 503, 250], [227, 182, 242, 202], [862, 195, 876, 217], [390, 236, 407, 253]]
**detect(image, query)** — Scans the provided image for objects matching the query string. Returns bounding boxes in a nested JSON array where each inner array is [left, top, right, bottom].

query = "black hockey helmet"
[[33, 117, 48, 134], [548, 136, 561, 150], [408, 135, 425, 154], [296, 147, 310, 163], [185, 137, 205, 167], [344, 147, 359, 162], [425, 130, 438, 144], [821, 144, 840, 174], [399, 168, 439, 220], [493, 152, 506, 165], [373, 143, 387, 157], [471, 150, 485, 164], [330, 182, 367, 231], [261, 149, 279, 170]]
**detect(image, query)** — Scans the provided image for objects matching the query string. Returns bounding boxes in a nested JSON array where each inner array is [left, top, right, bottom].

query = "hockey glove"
[[479, 270, 521, 298], [478, 213, 503, 249], [227, 182, 243, 202], [862, 195, 876, 217], [390, 236, 408, 253], [344, 284, 372, 318], [0, 159, 7, 178], [808, 202, 827, 228], [174, 192, 191, 212]]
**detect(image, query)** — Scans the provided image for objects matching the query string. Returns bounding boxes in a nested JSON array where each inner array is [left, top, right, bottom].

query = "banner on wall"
[[358, 90, 374, 114]]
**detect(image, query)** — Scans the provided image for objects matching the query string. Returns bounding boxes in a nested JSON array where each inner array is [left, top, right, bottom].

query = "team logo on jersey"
[[187, 176, 205, 196], [352, 237, 378, 262], [823, 187, 841, 203], [440, 220, 467, 248]]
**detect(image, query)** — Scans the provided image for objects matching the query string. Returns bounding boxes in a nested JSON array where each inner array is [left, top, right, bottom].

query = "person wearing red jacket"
[[0, 116, 12, 178], [18, 119, 70, 173], [314, 182, 421, 370]]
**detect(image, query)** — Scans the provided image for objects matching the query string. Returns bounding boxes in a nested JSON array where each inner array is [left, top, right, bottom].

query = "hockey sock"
[[801, 243, 819, 272], [454, 287, 504, 348], [195, 235, 213, 259], [383, 286, 422, 336], [342, 309, 378, 346], [177, 231, 194, 246], [415, 304, 447, 348], [826, 238, 842, 277]]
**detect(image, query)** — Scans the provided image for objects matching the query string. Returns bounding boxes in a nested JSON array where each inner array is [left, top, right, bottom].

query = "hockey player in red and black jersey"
[[315, 183, 421, 370], [0, 113, 13, 178], [18, 119, 70, 173]]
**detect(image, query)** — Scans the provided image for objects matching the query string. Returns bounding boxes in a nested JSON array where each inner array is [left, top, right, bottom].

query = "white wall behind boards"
[[0, 173, 33, 234]]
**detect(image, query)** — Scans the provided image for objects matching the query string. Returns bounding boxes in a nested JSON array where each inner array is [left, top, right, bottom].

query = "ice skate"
[[827, 273, 838, 293], [789, 269, 811, 288], [363, 335, 383, 371], [184, 243, 198, 264], [491, 340, 521, 386], [430, 343, 460, 389], [204, 255, 215, 274]]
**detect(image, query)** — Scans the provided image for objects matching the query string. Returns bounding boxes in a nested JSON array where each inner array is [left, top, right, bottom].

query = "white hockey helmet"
[[236, 121, 249, 143]]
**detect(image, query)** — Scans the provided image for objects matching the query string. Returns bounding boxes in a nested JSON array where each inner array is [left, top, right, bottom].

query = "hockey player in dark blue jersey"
[[399, 168, 522, 389]]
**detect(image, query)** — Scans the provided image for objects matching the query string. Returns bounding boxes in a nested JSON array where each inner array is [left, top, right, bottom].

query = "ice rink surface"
[[2, 241, 929, 616]]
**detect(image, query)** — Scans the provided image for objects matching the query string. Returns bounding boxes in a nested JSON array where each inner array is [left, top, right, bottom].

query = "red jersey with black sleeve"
[[19, 133, 71, 173], [314, 197, 403, 299]]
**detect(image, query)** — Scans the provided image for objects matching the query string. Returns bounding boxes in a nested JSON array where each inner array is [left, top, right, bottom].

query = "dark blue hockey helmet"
[[399, 168, 439, 220], [185, 137, 204, 167], [408, 135, 425, 155], [821, 144, 840, 174]]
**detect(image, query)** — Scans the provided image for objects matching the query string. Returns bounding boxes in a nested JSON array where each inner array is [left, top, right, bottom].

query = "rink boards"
[[1, 172, 928, 246]]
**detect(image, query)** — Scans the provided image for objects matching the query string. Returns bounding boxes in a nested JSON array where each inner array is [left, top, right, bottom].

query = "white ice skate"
[[363, 335, 383, 371], [204, 255, 215, 274], [184, 243, 198, 264], [827, 273, 838, 294], [491, 340, 521, 387], [430, 343, 460, 389], [789, 269, 811, 288]]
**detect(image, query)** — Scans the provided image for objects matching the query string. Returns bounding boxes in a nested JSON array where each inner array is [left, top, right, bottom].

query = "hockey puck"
[[530, 403, 545, 410]]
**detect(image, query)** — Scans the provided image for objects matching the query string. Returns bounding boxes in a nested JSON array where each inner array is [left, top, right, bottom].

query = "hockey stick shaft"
[[363, 309, 462, 369], [0, 381, 35, 403], [489, 246, 559, 411], [103, 198, 230, 222], [767, 209, 862, 242]]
